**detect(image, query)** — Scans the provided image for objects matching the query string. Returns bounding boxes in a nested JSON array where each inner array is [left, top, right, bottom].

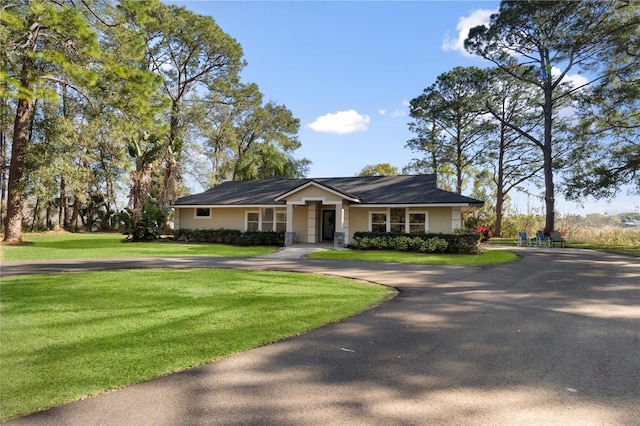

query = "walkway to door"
[[260, 243, 333, 259]]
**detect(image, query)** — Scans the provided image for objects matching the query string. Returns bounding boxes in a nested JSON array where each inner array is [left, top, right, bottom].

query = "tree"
[[127, 131, 163, 228], [120, 0, 244, 209], [565, 3, 640, 199], [483, 68, 544, 236], [195, 82, 306, 186], [357, 163, 398, 177], [2, 1, 100, 243], [404, 93, 455, 190], [465, 0, 635, 232], [408, 66, 492, 194]]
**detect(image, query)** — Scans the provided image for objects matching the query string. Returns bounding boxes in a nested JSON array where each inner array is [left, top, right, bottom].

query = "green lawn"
[[489, 238, 640, 257], [558, 242, 640, 257], [307, 248, 519, 265], [1, 232, 276, 261], [0, 268, 393, 421]]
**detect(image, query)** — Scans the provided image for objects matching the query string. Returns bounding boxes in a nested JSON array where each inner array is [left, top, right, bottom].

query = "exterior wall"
[[428, 208, 455, 233], [176, 207, 246, 230], [349, 207, 372, 235], [348, 206, 456, 240], [176, 204, 460, 242], [292, 205, 308, 243], [286, 185, 344, 203]]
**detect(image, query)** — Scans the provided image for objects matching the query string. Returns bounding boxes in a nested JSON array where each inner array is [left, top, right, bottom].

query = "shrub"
[[120, 201, 171, 241], [173, 228, 284, 246], [350, 231, 479, 254], [419, 237, 449, 253], [475, 226, 493, 243]]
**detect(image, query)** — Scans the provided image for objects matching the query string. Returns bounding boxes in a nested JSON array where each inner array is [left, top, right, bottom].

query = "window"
[[195, 208, 211, 218], [371, 213, 387, 232], [275, 212, 287, 232], [409, 213, 426, 233], [261, 208, 274, 231], [390, 208, 406, 233], [246, 212, 259, 231], [257, 208, 286, 231]]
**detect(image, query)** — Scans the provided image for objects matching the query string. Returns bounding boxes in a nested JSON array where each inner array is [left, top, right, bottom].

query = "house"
[[172, 175, 484, 247]]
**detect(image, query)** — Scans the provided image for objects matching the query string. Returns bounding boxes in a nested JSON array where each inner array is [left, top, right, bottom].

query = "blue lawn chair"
[[535, 231, 550, 247], [517, 232, 531, 247]]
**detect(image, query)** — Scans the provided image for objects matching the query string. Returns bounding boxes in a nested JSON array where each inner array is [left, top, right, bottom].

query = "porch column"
[[285, 203, 295, 246], [334, 203, 345, 249], [335, 203, 344, 234], [307, 203, 317, 243]]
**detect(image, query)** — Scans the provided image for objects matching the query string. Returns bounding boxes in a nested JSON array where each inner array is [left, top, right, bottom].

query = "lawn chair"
[[550, 232, 566, 247], [517, 232, 531, 247], [535, 231, 550, 247]]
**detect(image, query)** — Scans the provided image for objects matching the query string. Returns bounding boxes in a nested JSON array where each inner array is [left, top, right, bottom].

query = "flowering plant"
[[475, 226, 493, 243]]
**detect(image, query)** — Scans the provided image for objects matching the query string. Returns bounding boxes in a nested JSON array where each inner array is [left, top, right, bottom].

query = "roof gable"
[[274, 180, 360, 203]]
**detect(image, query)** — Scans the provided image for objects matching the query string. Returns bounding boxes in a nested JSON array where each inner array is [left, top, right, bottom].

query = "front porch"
[[283, 200, 350, 248]]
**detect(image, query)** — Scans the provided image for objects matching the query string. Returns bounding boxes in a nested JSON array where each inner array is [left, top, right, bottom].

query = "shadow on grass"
[[5, 250, 639, 425]]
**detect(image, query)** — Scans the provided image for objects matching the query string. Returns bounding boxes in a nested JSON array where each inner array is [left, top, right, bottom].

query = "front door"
[[321, 210, 335, 242]]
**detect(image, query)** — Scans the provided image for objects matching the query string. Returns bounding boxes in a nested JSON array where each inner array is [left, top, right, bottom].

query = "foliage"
[[2, 0, 102, 242], [407, 66, 492, 194], [120, 200, 170, 241], [350, 231, 481, 254], [564, 3, 639, 199], [357, 163, 399, 177], [1, 269, 391, 421], [194, 81, 308, 186], [475, 226, 493, 243], [481, 68, 544, 236], [308, 248, 519, 265], [465, 0, 634, 233], [2, 0, 307, 241], [173, 228, 285, 246]]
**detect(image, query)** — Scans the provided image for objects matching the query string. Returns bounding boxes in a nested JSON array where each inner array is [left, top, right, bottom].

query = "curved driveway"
[[3, 247, 639, 425]]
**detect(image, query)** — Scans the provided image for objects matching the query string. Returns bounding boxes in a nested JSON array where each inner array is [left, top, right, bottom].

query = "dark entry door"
[[322, 210, 335, 241]]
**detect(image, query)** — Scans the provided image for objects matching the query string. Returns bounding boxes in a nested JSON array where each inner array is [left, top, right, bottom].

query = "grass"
[[556, 242, 639, 257], [488, 237, 640, 257], [0, 268, 393, 421], [1, 232, 276, 261], [307, 248, 519, 265]]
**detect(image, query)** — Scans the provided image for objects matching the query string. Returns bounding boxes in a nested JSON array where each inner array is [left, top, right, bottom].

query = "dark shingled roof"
[[173, 175, 484, 206]]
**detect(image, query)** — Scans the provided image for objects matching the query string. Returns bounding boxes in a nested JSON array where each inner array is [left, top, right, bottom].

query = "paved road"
[[2, 247, 639, 425]]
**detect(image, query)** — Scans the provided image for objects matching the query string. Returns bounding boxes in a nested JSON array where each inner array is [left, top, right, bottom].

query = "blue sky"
[[170, 1, 639, 216]]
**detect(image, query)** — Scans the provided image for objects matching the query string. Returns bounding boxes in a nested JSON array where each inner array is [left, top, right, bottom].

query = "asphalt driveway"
[[2, 247, 639, 425]]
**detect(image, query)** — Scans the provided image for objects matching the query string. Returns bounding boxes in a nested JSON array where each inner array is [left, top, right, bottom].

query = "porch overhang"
[[274, 180, 360, 203]]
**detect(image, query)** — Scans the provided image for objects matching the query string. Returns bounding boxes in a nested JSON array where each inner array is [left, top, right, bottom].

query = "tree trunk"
[[59, 177, 68, 230], [46, 200, 53, 229], [543, 84, 555, 232], [0, 94, 8, 231], [3, 95, 33, 243], [70, 192, 81, 232], [494, 121, 506, 237], [31, 197, 40, 232], [495, 187, 504, 237]]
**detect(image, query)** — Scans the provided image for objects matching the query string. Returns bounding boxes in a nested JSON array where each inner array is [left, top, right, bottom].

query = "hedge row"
[[173, 228, 285, 246], [350, 231, 481, 254]]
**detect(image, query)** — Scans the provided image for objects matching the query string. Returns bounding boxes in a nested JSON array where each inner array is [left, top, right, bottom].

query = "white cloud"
[[306, 109, 370, 134], [378, 109, 387, 115], [401, 99, 410, 107], [553, 68, 590, 122], [442, 8, 497, 56], [391, 110, 405, 118], [551, 66, 589, 90]]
